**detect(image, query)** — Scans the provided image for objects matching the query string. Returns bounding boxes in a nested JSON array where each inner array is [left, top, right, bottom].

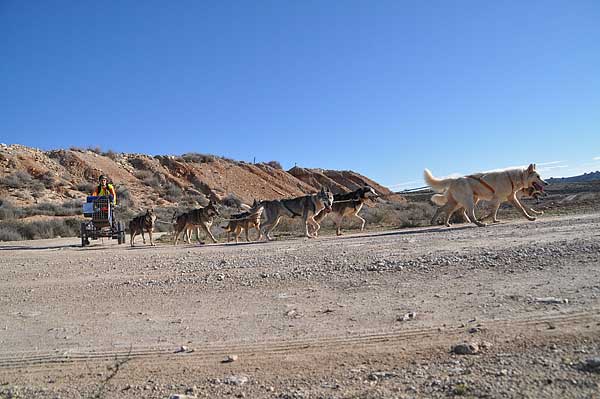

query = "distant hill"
[[0, 144, 400, 210], [547, 171, 600, 184]]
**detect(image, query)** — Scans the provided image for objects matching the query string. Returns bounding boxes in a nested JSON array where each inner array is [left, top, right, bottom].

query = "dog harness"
[[505, 172, 516, 192], [282, 201, 302, 218], [467, 175, 495, 194]]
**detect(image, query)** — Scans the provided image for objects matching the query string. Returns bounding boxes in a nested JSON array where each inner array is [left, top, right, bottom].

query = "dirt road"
[[1, 213, 599, 398]]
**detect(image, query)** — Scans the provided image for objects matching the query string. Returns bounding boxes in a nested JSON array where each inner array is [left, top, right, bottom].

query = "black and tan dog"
[[223, 200, 264, 243], [173, 201, 220, 245], [258, 187, 334, 240], [129, 209, 157, 247], [312, 185, 377, 236]]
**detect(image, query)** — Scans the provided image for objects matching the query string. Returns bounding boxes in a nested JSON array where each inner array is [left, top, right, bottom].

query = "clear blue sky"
[[1, 1, 599, 189]]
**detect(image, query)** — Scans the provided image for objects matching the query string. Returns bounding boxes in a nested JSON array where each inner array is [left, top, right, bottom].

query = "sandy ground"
[[1, 213, 599, 398]]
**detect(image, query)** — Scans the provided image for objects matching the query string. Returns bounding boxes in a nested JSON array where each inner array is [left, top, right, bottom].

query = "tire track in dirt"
[[1, 309, 597, 370]]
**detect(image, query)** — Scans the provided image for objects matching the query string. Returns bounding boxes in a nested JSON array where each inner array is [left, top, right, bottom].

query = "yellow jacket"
[[93, 183, 117, 205]]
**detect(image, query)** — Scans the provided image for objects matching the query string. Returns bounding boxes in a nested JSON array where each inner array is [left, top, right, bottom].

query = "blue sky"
[[1, 1, 599, 189]]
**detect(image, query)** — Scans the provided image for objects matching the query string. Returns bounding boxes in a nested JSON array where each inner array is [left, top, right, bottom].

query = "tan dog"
[[129, 209, 157, 246], [259, 187, 334, 240], [223, 200, 264, 243], [173, 202, 220, 245], [424, 164, 547, 227], [431, 185, 545, 226]]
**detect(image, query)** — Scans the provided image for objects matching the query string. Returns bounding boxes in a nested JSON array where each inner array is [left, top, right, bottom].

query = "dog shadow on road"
[[0, 243, 81, 251], [331, 224, 475, 241]]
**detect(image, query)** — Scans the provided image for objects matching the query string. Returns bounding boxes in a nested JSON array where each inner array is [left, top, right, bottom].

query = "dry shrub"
[[396, 201, 436, 227], [40, 171, 58, 189], [264, 161, 283, 170], [87, 146, 102, 154], [134, 170, 153, 180], [0, 199, 18, 220], [137, 171, 164, 189], [222, 193, 243, 208], [360, 200, 436, 228], [0, 226, 23, 241], [1, 171, 33, 188], [116, 186, 133, 208], [77, 182, 96, 193], [102, 149, 118, 160], [164, 183, 183, 202], [180, 153, 216, 163], [1, 200, 82, 220], [0, 218, 81, 241]]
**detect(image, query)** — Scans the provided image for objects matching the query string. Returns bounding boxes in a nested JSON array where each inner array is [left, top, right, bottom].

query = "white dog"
[[424, 164, 547, 227]]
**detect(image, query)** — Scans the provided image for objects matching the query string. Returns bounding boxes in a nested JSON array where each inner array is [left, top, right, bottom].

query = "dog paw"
[[528, 217, 537, 221]]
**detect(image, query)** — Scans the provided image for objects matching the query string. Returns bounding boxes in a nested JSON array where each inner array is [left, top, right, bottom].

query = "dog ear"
[[527, 164, 535, 173]]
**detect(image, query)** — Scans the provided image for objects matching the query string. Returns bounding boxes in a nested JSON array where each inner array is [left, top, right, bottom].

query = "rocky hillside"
[[0, 144, 400, 210], [547, 171, 600, 184]]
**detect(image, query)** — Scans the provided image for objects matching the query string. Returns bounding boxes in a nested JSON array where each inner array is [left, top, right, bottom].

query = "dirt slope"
[[0, 144, 399, 208]]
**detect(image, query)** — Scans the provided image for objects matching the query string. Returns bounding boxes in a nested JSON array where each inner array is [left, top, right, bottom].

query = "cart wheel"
[[80, 222, 88, 247], [117, 221, 126, 245]]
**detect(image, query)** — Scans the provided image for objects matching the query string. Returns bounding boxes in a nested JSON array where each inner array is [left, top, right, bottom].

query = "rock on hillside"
[[0, 144, 400, 209]]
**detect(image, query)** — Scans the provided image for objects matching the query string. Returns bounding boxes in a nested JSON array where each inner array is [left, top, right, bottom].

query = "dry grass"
[[0, 218, 81, 241]]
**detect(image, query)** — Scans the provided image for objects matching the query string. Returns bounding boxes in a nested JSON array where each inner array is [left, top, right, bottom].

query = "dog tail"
[[423, 169, 452, 192], [431, 193, 448, 206]]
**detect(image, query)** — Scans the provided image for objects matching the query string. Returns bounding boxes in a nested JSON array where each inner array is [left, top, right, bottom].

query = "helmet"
[[98, 175, 108, 182]]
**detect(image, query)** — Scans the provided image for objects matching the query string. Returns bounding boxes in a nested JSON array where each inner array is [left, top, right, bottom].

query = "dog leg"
[[254, 223, 262, 241], [304, 217, 320, 238], [309, 217, 322, 238], [443, 204, 462, 227], [461, 209, 472, 223], [263, 217, 281, 241], [462, 198, 486, 227], [528, 207, 544, 215], [356, 213, 367, 232], [148, 229, 154, 246], [509, 193, 536, 221], [174, 227, 181, 245], [235, 225, 242, 244], [141, 230, 146, 244], [304, 218, 314, 238], [200, 223, 218, 243], [335, 218, 342, 236], [480, 200, 500, 223], [435, 198, 459, 227], [430, 207, 444, 226], [244, 225, 250, 242], [130, 231, 136, 247]]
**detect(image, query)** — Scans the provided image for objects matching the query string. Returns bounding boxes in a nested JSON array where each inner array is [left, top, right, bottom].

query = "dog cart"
[[80, 195, 126, 247]]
